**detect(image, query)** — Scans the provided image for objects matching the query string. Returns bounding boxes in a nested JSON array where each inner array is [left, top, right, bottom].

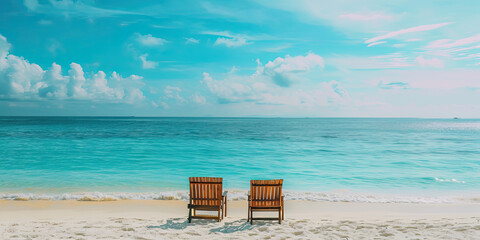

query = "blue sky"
[[1, 0, 480, 117]]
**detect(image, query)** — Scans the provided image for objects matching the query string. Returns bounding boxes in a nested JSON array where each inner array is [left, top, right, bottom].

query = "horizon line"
[[0, 116, 471, 119]]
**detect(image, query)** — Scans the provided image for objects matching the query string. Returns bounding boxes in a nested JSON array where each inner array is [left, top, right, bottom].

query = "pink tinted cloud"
[[367, 41, 386, 47], [415, 55, 444, 68], [426, 34, 480, 49], [331, 55, 413, 69], [365, 22, 453, 44]]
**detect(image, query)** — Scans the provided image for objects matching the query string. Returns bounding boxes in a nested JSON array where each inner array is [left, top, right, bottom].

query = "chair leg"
[[193, 209, 196, 216], [188, 207, 192, 223], [250, 209, 253, 225], [224, 196, 227, 217], [282, 206, 284, 220], [278, 209, 281, 224], [218, 207, 221, 222]]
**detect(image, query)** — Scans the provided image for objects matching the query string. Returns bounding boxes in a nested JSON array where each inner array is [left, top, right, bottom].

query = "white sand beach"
[[1, 200, 480, 239]]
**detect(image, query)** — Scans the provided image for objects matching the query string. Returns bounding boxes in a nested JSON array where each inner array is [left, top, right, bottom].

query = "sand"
[[1, 200, 480, 239]]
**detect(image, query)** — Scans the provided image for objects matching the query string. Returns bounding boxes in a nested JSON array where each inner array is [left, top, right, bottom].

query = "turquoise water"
[[1, 117, 479, 201]]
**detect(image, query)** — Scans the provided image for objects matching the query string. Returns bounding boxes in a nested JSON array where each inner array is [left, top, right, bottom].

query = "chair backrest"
[[250, 179, 283, 206], [189, 177, 223, 206]]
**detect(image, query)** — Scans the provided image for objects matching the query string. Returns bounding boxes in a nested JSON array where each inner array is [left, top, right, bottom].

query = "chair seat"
[[188, 204, 222, 210], [250, 201, 281, 208], [250, 206, 281, 211]]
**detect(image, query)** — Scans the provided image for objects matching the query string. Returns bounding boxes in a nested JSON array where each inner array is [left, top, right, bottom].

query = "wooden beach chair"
[[188, 177, 227, 223], [248, 179, 284, 224]]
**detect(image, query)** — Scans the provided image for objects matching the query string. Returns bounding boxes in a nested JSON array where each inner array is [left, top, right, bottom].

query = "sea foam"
[[1, 190, 478, 204]]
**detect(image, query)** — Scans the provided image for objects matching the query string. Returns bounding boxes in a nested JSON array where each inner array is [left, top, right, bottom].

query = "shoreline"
[[1, 200, 480, 239], [2, 189, 480, 204]]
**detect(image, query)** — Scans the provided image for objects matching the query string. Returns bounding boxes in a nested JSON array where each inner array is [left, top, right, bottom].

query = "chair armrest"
[[223, 191, 228, 197]]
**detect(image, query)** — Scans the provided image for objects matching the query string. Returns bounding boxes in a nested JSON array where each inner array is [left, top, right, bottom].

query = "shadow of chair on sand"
[[147, 218, 217, 230], [147, 218, 256, 234], [209, 220, 254, 233]]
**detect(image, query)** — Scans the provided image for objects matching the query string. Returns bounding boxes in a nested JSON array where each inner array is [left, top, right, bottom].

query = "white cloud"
[[453, 53, 480, 61], [378, 81, 409, 90], [0, 34, 145, 104], [426, 34, 480, 49], [152, 86, 190, 108], [261, 53, 325, 87], [264, 53, 324, 73], [228, 66, 238, 74], [107, 72, 145, 103], [136, 34, 167, 47], [416, 55, 444, 68], [191, 93, 206, 104], [451, 44, 480, 53], [203, 72, 349, 106], [330, 54, 413, 70], [0, 35, 10, 60], [202, 31, 250, 47], [339, 13, 392, 21], [23, 0, 145, 19], [202, 30, 277, 48], [202, 72, 256, 103], [90, 71, 115, 98], [365, 22, 453, 44], [405, 38, 422, 42], [152, 99, 168, 109], [163, 86, 186, 103], [67, 63, 88, 98], [124, 88, 145, 104], [39, 63, 67, 98], [392, 43, 406, 48], [160, 101, 169, 109], [367, 41, 386, 47], [185, 38, 200, 44], [0, 54, 44, 98], [215, 37, 247, 47], [139, 54, 158, 69], [255, 1, 398, 33], [201, 53, 348, 106]]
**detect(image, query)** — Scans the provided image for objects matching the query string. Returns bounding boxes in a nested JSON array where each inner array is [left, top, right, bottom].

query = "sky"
[[1, 0, 480, 117]]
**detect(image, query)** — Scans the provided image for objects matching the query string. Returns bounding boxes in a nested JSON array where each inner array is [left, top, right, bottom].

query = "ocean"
[[1, 117, 479, 203]]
